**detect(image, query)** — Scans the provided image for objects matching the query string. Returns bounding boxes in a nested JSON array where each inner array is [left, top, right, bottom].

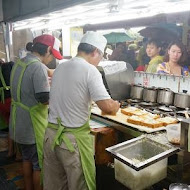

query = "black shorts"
[[19, 144, 40, 171]]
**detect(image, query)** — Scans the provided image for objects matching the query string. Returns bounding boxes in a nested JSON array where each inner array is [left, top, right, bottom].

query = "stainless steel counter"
[[91, 112, 190, 183]]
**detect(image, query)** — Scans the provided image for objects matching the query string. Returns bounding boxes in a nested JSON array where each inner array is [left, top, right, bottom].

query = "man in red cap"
[[9, 34, 62, 190]]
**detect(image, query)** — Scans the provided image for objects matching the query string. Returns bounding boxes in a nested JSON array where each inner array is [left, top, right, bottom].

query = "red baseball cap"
[[33, 34, 63, 60]]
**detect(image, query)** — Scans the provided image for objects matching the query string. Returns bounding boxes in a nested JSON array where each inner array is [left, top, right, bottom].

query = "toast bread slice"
[[156, 117, 178, 126], [121, 107, 139, 116]]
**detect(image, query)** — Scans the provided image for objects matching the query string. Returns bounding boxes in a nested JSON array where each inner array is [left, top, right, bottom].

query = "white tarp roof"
[[13, 0, 190, 31]]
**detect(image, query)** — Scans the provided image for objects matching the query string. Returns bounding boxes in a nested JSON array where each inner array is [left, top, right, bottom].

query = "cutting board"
[[91, 107, 166, 133]]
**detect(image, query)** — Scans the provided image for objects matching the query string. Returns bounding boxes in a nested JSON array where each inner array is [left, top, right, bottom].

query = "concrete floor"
[[0, 150, 189, 190], [0, 151, 24, 190]]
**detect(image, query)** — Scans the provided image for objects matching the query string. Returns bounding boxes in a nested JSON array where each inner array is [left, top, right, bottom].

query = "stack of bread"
[[121, 107, 178, 128]]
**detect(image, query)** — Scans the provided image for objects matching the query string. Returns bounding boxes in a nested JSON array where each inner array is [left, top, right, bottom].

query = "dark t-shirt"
[[0, 61, 14, 99]]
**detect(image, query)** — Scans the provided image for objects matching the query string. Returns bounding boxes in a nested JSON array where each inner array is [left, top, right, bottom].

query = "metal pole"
[[2, 22, 10, 62]]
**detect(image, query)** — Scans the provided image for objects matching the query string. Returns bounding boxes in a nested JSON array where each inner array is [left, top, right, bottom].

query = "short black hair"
[[147, 39, 162, 48], [26, 42, 49, 56], [78, 43, 97, 54]]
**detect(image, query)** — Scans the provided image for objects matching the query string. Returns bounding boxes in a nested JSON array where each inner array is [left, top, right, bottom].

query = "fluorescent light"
[[14, 22, 45, 31], [31, 24, 48, 31], [13, 0, 190, 31]]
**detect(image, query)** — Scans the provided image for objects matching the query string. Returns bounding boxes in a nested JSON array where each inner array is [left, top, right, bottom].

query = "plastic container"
[[169, 183, 190, 190], [107, 136, 178, 190], [115, 158, 168, 190], [166, 123, 181, 145]]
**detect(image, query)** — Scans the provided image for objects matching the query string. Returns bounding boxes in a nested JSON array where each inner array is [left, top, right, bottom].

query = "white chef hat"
[[80, 31, 107, 53]]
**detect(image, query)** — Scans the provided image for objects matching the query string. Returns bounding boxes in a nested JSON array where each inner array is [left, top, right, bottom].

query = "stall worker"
[[9, 34, 62, 190], [43, 31, 120, 190], [157, 41, 189, 76], [146, 39, 163, 73], [26, 42, 55, 79]]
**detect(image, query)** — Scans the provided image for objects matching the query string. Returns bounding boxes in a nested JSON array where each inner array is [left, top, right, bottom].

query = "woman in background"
[[146, 39, 163, 73], [157, 41, 189, 76], [108, 42, 127, 62]]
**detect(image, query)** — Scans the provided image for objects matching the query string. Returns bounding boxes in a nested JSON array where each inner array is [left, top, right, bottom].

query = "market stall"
[[90, 61, 190, 188], [1, 0, 190, 189]]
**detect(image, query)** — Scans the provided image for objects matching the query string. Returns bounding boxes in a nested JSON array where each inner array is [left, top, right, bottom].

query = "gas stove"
[[120, 99, 190, 121]]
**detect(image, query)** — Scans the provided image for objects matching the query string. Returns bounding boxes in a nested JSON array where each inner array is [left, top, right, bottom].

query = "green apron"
[[10, 59, 48, 169], [0, 66, 10, 130], [48, 117, 95, 190]]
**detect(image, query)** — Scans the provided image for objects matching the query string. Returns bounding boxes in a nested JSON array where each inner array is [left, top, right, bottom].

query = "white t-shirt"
[[48, 57, 111, 127]]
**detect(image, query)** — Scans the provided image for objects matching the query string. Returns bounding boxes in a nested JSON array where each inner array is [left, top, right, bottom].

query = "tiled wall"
[[134, 72, 190, 93]]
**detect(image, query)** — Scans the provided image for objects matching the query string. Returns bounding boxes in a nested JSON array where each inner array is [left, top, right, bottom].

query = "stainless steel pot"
[[157, 88, 174, 105], [143, 87, 158, 103], [130, 85, 144, 100], [174, 92, 190, 109]]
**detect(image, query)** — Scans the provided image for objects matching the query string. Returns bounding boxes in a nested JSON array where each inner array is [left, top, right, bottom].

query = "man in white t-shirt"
[[43, 31, 120, 190]]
